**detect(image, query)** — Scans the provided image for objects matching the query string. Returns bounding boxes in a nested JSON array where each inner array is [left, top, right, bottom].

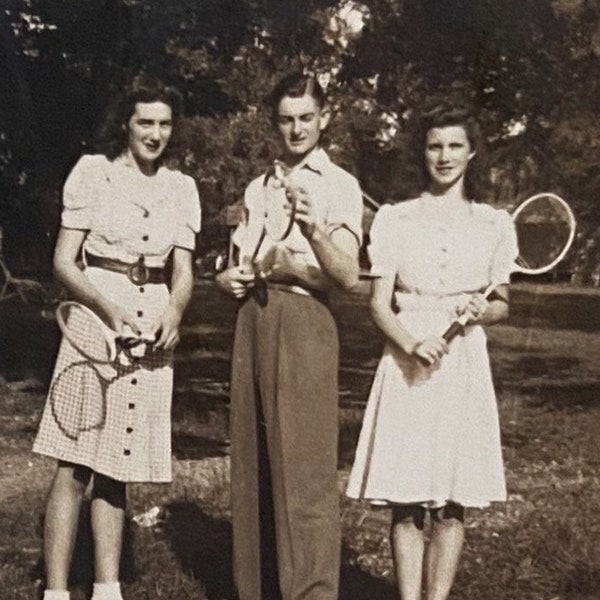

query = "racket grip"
[[442, 320, 464, 343]]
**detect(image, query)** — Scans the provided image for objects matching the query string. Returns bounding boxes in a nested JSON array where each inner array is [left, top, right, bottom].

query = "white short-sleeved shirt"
[[62, 154, 201, 268], [369, 193, 518, 296], [232, 148, 363, 270]]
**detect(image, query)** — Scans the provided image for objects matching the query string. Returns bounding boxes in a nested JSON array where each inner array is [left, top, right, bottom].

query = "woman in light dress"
[[33, 74, 200, 600], [346, 106, 518, 600]]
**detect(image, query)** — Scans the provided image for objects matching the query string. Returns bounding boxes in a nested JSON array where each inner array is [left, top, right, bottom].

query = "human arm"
[[152, 247, 194, 350], [370, 273, 448, 366], [282, 185, 360, 290], [53, 227, 142, 337]]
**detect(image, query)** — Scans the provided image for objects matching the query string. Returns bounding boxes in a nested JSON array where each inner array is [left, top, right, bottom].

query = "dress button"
[[124, 449, 131, 456], [126, 427, 133, 433], [131, 378, 138, 385], [142, 235, 149, 241], [137, 310, 143, 317], [128, 403, 135, 409]]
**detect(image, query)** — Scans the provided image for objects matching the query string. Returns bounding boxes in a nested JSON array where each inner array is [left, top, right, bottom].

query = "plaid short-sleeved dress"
[[33, 154, 201, 482]]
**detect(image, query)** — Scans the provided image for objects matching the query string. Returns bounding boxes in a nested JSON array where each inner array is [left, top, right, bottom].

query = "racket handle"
[[442, 320, 465, 343]]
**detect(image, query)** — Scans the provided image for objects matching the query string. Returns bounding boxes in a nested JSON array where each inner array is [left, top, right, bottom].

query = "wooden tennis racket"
[[443, 192, 576, 343]]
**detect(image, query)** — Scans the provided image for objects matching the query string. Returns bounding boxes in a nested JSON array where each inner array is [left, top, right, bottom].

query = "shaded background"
[[0, 0, 599, 283]]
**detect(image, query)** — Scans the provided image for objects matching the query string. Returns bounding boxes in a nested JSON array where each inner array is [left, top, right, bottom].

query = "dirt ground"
[[2, 281, 600, 599]]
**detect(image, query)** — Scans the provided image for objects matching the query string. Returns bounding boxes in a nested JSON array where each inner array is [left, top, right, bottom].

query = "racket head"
[[56, 301, 117, 363], [512, 193, 576, 275], [49, 360, 107, 440]]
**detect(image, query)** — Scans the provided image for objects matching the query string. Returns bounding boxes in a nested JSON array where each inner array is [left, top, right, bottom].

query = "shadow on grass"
[[163, 500, 395, 600], [163, 501, 235, 599]]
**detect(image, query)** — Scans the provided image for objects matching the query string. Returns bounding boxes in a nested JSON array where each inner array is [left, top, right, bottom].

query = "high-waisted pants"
[[230, 288, 340, 600]]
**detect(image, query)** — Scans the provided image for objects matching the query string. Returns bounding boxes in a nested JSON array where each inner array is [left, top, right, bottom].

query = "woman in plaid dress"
[[33, 74, 200, 600]]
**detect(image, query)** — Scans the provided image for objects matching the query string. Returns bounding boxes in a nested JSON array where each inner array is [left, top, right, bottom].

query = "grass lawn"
[[1, 281, 600, 599]]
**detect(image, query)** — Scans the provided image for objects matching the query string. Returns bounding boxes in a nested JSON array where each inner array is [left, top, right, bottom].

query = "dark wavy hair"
[[94, 73, 183, 161], [415, 105, 488, 201], [265, 72, 327, 125]]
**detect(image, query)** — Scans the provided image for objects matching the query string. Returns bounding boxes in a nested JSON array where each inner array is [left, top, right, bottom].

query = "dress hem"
[[345, 493, 507, 509], [32, 448, 172, 484]]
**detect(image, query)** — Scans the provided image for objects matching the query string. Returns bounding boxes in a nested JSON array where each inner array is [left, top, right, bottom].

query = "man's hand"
[[216, 266, 256, 299], [285, 186, 318, 240]]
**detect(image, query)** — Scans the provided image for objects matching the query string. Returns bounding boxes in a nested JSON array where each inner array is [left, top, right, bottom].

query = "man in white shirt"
[[217, 72, 363, 600]]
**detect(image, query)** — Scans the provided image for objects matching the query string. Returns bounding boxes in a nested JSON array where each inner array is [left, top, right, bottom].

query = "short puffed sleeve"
[[325, 172, 363, 245], [61, 154, 106, 230], [489, 210, 519, 284], [367, 204, 400, 276], [174, 174, 201, 250]]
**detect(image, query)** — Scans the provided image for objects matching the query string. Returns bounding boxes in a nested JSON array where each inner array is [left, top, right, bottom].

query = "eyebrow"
[[136, 117, 172, 124], [278, 112, 315, 119]]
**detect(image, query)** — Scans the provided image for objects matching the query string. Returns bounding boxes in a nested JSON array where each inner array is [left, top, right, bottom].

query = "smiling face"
[[276, 93, 330, 165], [126, 101, 173, 170], [425, 125, 475, 195]]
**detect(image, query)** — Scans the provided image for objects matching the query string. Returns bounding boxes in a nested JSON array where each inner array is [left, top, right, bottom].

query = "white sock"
[[91, 581, 123, 600], [43, 591, 70, 600]]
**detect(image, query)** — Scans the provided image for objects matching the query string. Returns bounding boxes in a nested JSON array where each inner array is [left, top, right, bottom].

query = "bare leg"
[[390, 505, 427, 600], [426, 504, 465, 600], [44, 462, 92, 590], [90, 474, 126, 584]]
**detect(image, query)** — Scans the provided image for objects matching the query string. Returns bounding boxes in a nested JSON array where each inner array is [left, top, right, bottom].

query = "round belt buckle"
[[128, 261, 150, 286]]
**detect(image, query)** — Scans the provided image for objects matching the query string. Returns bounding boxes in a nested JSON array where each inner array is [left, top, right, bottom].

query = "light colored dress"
[[33, 154, 201, 482], [346, 193, 518, 508]]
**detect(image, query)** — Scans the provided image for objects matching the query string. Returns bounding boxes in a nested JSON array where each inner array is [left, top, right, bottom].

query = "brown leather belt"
[[86, 253, 165, 285]]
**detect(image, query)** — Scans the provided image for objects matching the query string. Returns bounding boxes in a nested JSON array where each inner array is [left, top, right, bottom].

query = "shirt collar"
[[290, 147, 329, 176]]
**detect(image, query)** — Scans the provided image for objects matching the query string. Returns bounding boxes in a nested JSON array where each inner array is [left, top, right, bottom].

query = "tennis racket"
[[241, 160, 298, 275], [50, 301, 153, 439], [442, 192, 576, 343], [56, 301, 153, 363]]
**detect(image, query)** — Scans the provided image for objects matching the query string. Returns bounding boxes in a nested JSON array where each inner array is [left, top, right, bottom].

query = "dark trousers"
[[230, 289, 341, 600]]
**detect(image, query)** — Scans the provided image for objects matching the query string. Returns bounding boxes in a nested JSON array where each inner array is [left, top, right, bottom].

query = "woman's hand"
[[216, 266, 256, 299], [408, 336, 449, 366], [152, 304, 182, 351], [101, 301, 142, 339], [460, 293, 490, 325]]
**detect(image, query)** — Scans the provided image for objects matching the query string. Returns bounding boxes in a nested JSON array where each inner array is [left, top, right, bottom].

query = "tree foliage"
[[0, 0, 598, 276]]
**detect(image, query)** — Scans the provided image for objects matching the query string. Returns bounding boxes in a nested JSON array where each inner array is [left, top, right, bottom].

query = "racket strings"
[[50, 360, 109, 440], [59, 303, 116, 363], [50, 357, 141, 440], [513, 195, 576, 273]]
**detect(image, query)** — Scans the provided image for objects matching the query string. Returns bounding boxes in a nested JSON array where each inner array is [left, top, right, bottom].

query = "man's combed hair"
[[94, 73, 183, 161], [266, 72, 327, 122], [416, 105, 488, 201]]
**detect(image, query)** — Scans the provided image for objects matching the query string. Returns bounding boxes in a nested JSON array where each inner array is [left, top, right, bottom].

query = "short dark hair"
[[94, 72, 183, 160], [416, 105, 488, 200], [266, 72, 327, 123]]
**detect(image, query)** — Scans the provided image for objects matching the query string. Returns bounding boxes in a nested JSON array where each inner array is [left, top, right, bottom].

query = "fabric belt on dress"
[[394, 291, 472, 315], [85, 253, 166, 285]]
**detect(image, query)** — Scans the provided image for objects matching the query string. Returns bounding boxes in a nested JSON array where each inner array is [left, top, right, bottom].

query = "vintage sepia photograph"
[[1, 1, 599, 599]]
